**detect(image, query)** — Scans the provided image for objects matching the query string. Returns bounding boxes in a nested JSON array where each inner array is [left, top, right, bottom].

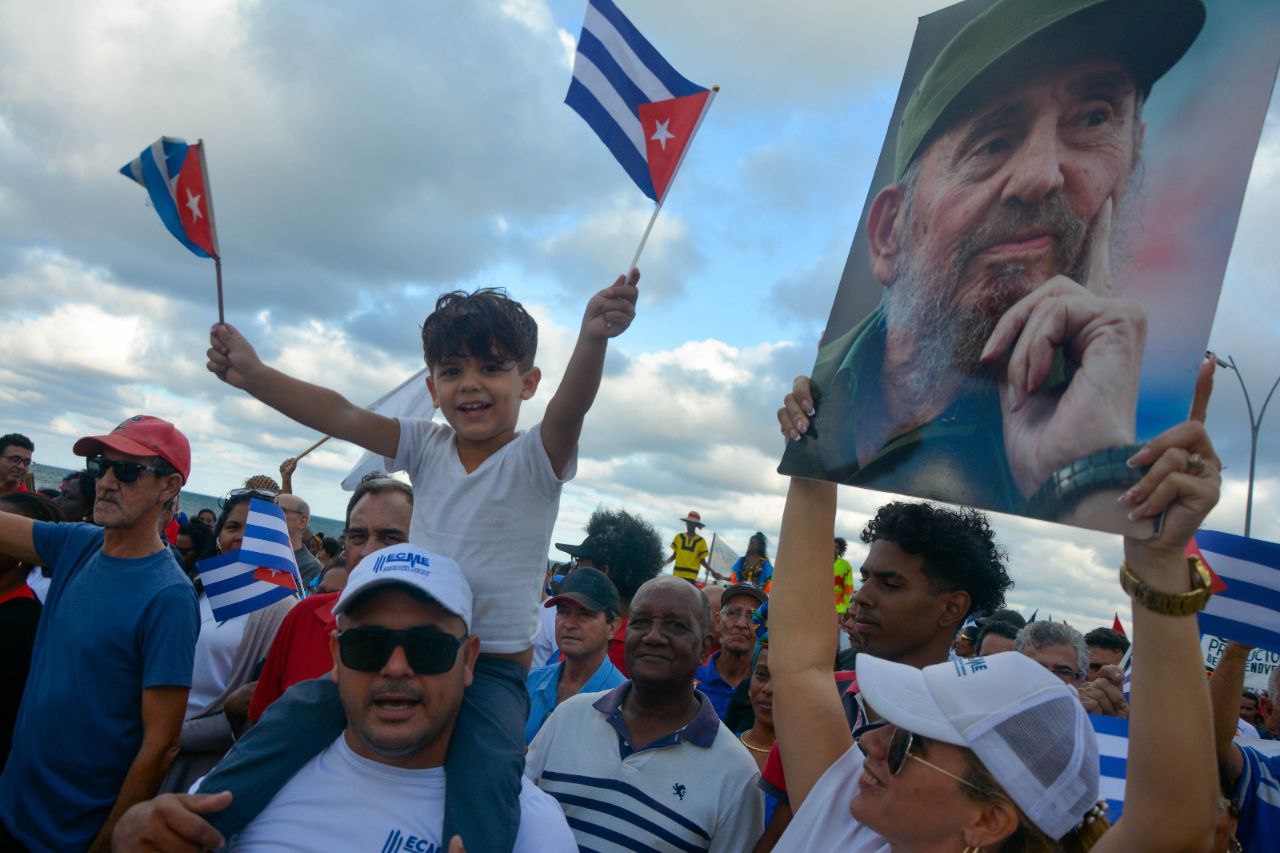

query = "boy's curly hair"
[[860, 501, 1011, 617], [584, 507, 664, 604], [421, 288, 538, 372]]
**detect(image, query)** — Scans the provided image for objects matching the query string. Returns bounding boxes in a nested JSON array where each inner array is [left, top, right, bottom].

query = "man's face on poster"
[[869, 57, 1142, 380]]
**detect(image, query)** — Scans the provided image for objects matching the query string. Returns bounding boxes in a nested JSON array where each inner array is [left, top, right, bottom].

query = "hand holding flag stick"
[[121, 136, 225, 323]]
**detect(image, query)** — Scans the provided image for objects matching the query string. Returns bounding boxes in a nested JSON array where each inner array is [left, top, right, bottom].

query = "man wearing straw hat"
[[663, 510, 713, 584]]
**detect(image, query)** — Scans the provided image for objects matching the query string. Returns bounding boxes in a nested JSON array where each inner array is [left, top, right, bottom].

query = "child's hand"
[[582, 268, 639, 340], [207, 323, 264, 390]]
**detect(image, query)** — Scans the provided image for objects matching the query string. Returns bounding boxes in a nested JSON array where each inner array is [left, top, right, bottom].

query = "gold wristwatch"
[[1119, 557, 1212, 616]]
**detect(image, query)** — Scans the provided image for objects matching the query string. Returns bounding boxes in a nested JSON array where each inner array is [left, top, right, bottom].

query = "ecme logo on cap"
[[953, 656, 989, 677], [372, 551, 432, 577]]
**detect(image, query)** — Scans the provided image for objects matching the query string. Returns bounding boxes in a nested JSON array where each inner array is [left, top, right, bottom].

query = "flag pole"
[[629, 84, 719, 270], [197, 139, 226, 325], [293, 367, 430, 461], [295, 435, 331, 461]]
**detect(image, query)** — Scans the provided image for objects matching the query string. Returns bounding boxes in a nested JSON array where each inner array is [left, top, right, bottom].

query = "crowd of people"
[[0, 1, 1275, 849]]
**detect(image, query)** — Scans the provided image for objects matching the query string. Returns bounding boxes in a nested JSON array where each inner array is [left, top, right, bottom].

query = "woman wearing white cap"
[[769, 362, 1221, 851]]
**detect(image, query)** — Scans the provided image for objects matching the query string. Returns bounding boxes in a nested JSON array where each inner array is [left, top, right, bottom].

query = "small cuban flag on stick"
[[196, 499, 303, 621], [1192, 529, 1280, 653], [1089, 714, 1129, 822], [120, 136, 225, 323], [566, 0, 716, 268]]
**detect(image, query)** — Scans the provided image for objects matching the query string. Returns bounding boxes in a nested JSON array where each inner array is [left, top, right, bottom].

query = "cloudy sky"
[[2, 0, 1277, 631]]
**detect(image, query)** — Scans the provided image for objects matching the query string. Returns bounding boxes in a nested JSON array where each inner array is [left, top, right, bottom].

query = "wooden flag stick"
[[629, 84, 719, 270], [295, 435, 331, 461], [214, 256, 225, 325]]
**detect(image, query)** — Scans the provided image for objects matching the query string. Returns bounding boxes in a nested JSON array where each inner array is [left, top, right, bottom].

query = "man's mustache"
[[953, 195, 1090, 278]]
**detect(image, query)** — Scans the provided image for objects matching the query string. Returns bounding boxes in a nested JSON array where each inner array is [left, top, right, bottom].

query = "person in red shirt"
[[246, 477, 413, 723], [0, 435, 33, 498]]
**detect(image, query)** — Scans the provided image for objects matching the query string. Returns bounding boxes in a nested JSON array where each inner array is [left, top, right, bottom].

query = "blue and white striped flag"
[[566, 0, 710, 202], [196, 499, 302, 621], [1090, 714, 1128, 821], [1194, 530, 1280, 653]]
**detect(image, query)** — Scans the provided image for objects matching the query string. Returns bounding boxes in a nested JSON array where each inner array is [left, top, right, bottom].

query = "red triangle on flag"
[[1111, 613, 1126, 638], [1186, 539, 1229, 594], [253, 566, 298, 592], [175, 143, 218, 258], [639, 91, 709, 202]]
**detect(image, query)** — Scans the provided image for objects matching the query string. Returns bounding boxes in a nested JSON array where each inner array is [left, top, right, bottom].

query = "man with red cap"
[[0, 415, 200, 852]]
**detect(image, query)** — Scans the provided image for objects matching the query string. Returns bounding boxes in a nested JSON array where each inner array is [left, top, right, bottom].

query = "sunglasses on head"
[[220, 487, 279, 507], [85, 455, 174, 484], [336, 625, 465, 675]]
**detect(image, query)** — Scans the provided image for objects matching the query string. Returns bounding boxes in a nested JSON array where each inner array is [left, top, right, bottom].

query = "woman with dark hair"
[[730, 531, 774, 593], [174, 521, 216, 583], [0, 492, 61, 767], [162, 489, 295, 792]]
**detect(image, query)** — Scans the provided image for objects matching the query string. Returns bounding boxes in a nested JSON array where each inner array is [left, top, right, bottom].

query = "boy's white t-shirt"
[[388, 418, 575, 654], [226, 734, 575, 851]]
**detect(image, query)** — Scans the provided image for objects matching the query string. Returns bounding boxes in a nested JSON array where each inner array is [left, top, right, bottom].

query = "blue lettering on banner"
[[381, 828, 442, 853], [953, 656, 988, 677]]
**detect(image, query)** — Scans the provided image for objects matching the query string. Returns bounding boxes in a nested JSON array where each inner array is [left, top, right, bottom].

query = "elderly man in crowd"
[[525, 568, 625, 744], [696, 582, 767, 720], [1015, 620, 1089, 687], [0, 434, 33, 497], [115, 544, 575, 851], [277, 491, 323, 587], [0, 416, 199, 851], [527, 576, 765, 851], [781, 0, 1205, 527]]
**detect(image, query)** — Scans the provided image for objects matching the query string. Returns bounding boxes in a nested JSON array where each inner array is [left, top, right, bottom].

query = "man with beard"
[[782, 0, 1205, 523]]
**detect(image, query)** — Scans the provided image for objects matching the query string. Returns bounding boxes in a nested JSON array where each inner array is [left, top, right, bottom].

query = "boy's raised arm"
[[207, 323, 400, 459], [541, 269, 639, 477]]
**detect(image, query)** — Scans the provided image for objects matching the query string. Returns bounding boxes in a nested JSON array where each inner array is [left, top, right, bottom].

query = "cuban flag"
[[566, 0, 710, 202], [196, 499, 302, 621], [1090, 714, 1128, 821], [121, 137, 220, 259], [1193, 530, 1280, 653]]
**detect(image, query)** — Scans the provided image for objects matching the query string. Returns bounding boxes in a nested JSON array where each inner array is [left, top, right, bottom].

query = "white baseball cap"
[[334, 544, 473, 632], [856, 651, 1099, 840]]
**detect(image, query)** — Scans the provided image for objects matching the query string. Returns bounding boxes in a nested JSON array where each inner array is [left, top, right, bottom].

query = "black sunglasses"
[[219, 487, 279, 508], [336, 625, 465, 675], [85, 455, 174, 484]]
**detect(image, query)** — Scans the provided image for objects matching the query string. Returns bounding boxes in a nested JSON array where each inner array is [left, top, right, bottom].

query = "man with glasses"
[[0, 416, 199, 851], [0, 434, 34, 497], [275, 493, 323, 587], [1014, 620, 1088, 687], [114, 544, 575, 851], [697, 582, 767, 720]]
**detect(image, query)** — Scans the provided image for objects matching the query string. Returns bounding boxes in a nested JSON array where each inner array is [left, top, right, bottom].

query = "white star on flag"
[[185, 189, 203, 222], [650, 118, 674, 150]]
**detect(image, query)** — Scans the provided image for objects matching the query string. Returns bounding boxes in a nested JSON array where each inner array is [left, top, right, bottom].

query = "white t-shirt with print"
[[226, 733, 574, 852], [772, 742, 890, 853], [387, 419, 575, 654]]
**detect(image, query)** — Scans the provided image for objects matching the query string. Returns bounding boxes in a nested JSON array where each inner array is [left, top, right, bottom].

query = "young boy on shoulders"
[[199, 270, 639, 852]]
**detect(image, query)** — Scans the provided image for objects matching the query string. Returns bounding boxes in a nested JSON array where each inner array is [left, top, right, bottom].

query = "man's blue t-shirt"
[[1234, 743, 1280, 851], [694, 651, 740, 720], [0, 521, 199, 849]]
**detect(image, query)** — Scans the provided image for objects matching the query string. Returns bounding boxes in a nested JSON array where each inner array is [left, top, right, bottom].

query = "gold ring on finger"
[[1186, 451, 1206, 476]]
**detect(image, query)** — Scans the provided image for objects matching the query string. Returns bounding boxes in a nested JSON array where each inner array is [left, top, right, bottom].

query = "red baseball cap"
[[73, 415, 191, 483]]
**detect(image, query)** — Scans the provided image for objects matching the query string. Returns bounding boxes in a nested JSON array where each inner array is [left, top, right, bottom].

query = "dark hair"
[[834, 537, 848, 557], [321, 536, 342, 559], [861, 502, 1011, 617], [0, 433, 33, 455], [177, 522, 216, 564], [977, 620, 1021, 651], [421, 288, 538, 372], [214, 491, 257, 544], [0, 491, 63, 523], [1243, 689, 1260, 703], [1083, 627, 1130, 655], [344, 476, 414, 527], [747, 531, 769, 560], [65, 470, 95, 506], [584, 507, 664, 604]]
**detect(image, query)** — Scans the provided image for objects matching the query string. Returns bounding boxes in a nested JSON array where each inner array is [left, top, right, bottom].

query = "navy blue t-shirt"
[[0, 521, 199, 849]]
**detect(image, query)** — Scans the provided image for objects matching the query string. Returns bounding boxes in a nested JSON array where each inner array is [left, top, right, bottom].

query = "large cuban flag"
[[566, 0, 710, 202], [1193, 530, 1280, 653], [1090, 714, 1128, 821], [121, 136, 220, 258], [196, 499, 302, 621]]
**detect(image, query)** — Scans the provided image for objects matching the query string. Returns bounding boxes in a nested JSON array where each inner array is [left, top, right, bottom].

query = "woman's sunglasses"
[[85, 455, 174, 484], [219, 487, 279, 508], [336, 625, 465, 675], [854, 722, 980, 791]]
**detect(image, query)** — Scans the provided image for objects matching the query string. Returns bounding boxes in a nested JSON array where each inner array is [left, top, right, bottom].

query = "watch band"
[[1119, 557, 1212, 616], [1027, 444, 1147, 518]]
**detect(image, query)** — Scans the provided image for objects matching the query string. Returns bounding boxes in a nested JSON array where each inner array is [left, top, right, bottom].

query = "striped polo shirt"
[[526, 683, 764, 852]]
